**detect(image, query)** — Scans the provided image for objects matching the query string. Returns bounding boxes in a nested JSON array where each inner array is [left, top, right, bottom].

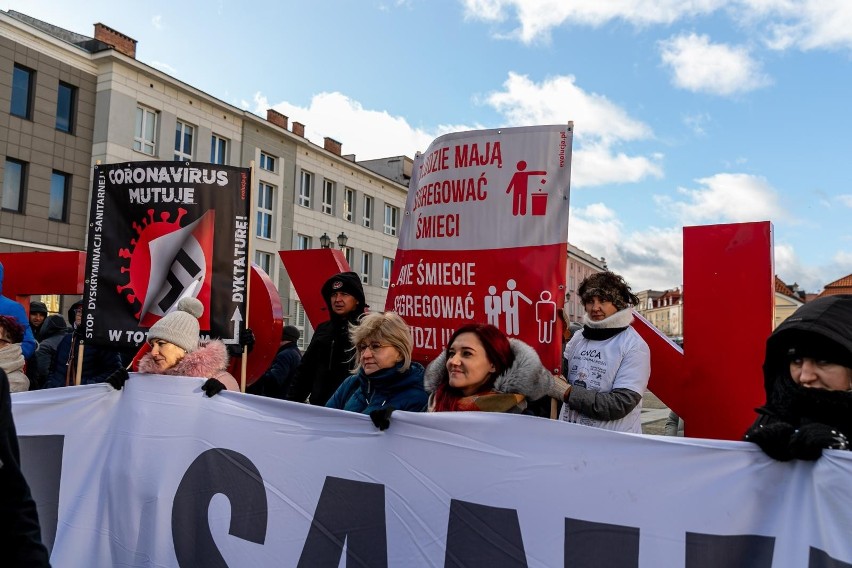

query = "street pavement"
[[641, 390, 674, 436]]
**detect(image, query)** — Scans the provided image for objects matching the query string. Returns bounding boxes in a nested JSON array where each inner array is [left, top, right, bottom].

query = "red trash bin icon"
[[531, 192, 548, 216]]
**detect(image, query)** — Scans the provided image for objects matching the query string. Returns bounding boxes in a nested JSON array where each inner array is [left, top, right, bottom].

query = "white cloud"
[[683, 112, 711, 136], [462, 0, 852, 53], [659, 33, 771, 95], [461, 0, 726, 43], [151, 15, 163, 30], [569, 204, 684, 290], [743, 0, 852, 52], [656, 172, 788, 224], [484, 72, 663, 186], [252, 92, 441, 160], [837, 194, 852, 207]]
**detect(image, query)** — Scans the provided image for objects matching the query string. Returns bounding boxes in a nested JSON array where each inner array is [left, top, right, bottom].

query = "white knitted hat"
[[147, 297, 203, 352]]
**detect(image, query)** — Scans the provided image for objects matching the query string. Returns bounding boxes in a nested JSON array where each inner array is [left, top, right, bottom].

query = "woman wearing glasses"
[[0, 315, 28, 392], [325, 312, 428, 418]]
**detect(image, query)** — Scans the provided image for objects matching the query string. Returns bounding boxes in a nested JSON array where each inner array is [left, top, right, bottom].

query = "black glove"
[[106, 367, 129, 391], [369, 406, 395, 431], [744, 421, 795, 461], [202, 378, 226, 397], [789, 423, 850, 461], [227, 328, 256, 357]]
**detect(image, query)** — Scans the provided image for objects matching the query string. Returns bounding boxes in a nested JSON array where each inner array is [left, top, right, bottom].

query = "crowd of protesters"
[[4, 254, 852, 562]]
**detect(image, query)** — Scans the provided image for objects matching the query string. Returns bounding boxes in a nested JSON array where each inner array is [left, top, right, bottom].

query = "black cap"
[[30, 301, 48, 314], [282, 325, 300, 342]]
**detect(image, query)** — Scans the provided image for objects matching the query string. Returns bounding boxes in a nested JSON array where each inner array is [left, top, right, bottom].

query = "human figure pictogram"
[[505, 160, 547, 216], [484, 285, 502, 327], [502, 279, 531, 336], [535, 290, 557, 344]]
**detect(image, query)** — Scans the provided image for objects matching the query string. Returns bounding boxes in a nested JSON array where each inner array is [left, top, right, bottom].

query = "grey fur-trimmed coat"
[[424, 338, 566, 412]]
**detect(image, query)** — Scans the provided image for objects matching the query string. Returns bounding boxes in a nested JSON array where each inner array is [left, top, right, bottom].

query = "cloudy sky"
[[6, 0, 852, 291]]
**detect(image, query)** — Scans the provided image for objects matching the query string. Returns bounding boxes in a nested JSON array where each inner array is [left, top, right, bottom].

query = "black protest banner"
[[82, 161, 251, 349]]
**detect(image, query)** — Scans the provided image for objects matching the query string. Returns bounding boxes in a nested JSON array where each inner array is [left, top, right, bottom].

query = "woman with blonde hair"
[[326, 312, 428, 424]]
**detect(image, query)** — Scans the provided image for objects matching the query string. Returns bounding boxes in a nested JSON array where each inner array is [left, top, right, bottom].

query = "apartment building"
[[0, 11, 410, 342]]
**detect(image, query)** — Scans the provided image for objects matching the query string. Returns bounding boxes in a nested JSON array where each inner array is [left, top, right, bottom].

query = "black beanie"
[[321, 272, 365, 309]]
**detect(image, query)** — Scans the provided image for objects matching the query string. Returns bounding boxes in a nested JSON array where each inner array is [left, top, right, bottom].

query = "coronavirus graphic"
[[116, 207, 215, 327]]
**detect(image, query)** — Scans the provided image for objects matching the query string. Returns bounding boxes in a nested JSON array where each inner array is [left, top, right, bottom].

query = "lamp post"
[[337, 232, 348, 248], [319, 232, 331, 249]]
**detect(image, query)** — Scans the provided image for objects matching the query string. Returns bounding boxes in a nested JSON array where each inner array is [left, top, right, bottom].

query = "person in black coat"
[[44, 300, 121, 388], [286, 272, 366, 406], [249, 325, 302, 399], [745, 294, 852, 461], [0, 367, 52, 566], [26, 315, 67, 390]]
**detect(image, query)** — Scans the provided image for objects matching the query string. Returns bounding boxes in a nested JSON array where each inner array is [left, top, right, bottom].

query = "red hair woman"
[[424, 323, 566, 413]]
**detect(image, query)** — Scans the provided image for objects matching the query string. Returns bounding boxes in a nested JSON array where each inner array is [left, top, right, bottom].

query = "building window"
[[10, 64, 34, 119], [2, 159, 26, 212], [322, 179, 335, 215], [298, 171, 313, 208], [360, 251, 372, 284], [295, 301, 307, 350], [56, 82, 76, 133], [134, 106, 158, 155], [297, 234, 311, 250], [343, 187, 355, 222], [259, 152, 276, 172], [257, 182, 274, 240], [49, 171, 70, 221], [341, 246, 352, 266], [363, 195, 373, 228], [382, 257, 394, 288], [174, 120, 194, 161], [210, 134, 228, 164], [254, 251, 272, 275], [383, 204, 399, 236]]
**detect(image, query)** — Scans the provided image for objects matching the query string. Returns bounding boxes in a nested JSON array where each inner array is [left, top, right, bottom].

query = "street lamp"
[[337, 232, 348, 248], [319, 232, 331, 248]]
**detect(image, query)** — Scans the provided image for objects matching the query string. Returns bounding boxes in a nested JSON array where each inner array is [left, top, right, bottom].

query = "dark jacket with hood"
[[252, 341, 302, 399], [0, 262, 37, 360], [745, 294, 852, 460], [44, 300, 121, 388], [0, 368, 52, 566], [286, 272, 366, 406], [27, 315, 68, 390]]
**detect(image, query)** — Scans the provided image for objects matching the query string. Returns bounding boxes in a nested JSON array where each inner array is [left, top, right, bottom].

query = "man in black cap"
[[28, 301, 48, 339], [286, 272, 366, 406], [249, 325, 303, 399]]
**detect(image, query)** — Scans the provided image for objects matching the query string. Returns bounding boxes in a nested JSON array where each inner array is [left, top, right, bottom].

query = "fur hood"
[[138, 340, 230, 378], [424, 338, 560, 400]]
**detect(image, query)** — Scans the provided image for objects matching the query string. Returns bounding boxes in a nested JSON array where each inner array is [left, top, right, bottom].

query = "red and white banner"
[[385, 125, 573, 371], [11, 378, 852, 567]]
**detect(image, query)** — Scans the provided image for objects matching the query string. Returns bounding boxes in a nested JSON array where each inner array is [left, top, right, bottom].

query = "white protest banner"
[[385, 125, 573, 371], [12, 376, 852, 567]]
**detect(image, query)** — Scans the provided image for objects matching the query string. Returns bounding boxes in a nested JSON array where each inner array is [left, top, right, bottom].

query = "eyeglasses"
[[357, 342, 391, 353]]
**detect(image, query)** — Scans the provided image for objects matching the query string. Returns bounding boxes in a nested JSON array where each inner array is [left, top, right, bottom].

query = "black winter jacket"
[[0, 368, 52, 566], [746, 295, 852, 451], [286, 272, 366, 406]]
